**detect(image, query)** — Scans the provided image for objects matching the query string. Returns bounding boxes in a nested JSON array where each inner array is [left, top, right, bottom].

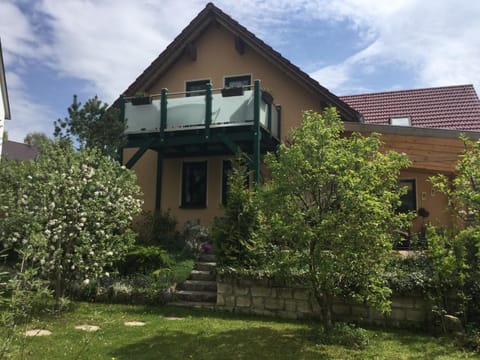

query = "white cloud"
[[2, 0, 480, 141], [307, 0, 480, 94], [35, 0, 207, 101], [4, 71, 55, 141]]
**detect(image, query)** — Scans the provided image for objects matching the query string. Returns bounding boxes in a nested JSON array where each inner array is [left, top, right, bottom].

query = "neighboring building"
[[0, 38, 11, 156], [2, 140, 38, 161], [341, 86, 480, 233], [340, 84, 480, 131], [120, 3, 480, 236]]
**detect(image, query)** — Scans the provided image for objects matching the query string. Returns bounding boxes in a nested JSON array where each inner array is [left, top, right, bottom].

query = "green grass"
[[3, 302, 479, 359]]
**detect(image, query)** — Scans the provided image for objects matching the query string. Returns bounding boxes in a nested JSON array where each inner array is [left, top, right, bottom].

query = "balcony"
[[123, 81, 280, 139], [121, 80, 281, 183]]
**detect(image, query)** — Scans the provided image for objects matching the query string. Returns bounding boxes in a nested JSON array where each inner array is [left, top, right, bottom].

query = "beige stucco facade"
[[122, 16, 467, 239], [123, 24, 326, 227]]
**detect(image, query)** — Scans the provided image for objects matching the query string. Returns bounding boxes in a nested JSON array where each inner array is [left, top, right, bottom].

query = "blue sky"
[[2, 0, 480, 142]]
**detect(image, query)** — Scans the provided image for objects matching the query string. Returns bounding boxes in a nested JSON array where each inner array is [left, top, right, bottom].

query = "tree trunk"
[[54, 270, 63, 312], [313, 289, 334, 333]]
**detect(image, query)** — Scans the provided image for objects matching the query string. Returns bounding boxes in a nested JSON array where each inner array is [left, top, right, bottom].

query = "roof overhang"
[[0, 39, 11, 120], [345, 122, 480, 140]]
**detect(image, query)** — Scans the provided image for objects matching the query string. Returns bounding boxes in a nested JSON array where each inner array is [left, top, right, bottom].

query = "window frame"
[[185, 79, 211, 97], [223, 74, 252, 89], [221, 159, 250, 206], [390, 116, 411, 126], [181, 161, 207, 208]]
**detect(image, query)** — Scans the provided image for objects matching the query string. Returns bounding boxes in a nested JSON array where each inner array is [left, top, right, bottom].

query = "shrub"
[[119, 245, 175, 276], [133, 210, 183, 252], [311, 322, 370, 349]]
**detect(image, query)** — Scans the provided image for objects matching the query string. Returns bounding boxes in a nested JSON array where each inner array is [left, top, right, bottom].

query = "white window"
[[390, 116, 411, 126]]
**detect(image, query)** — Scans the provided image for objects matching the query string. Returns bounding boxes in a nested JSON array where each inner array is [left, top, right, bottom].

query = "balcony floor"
[[124, 123, 279, 158]]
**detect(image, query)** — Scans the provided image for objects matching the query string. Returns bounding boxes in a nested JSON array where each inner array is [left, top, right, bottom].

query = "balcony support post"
[[118, 94, 125, 164], [155, 151, 163, 211], [276, 105, 282, 140], [160, 88, 168, 141], [125, 137, 156, 169], [205, 83, 212, 140], [253, 79, 261, 184], [267, 102, 272, 131]]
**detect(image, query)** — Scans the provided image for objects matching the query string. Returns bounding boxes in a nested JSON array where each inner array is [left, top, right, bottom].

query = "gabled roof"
[[120, 2, 360, 122], [0, 38, 11, 120], [340, 84, 480, 131], [2, 140, 38, 161]]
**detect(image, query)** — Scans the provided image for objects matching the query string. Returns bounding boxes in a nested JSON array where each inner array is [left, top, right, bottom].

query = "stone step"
[[190, 270, 216, 281], [198, 253, 216, 262], [194, 262, 217, 272], [177, 280, 217, 292], [168, 300, 216, 310], [176, 290, 217, 303]]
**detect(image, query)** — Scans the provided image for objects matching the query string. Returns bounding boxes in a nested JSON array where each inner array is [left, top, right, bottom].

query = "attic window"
[[390, 116, 411, 126]]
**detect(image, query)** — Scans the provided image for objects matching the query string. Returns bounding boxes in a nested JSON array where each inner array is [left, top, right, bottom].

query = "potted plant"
[[221, 86, 244, 97]]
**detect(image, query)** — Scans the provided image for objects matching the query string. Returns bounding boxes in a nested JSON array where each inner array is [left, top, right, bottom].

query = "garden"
[[2, 106, 480, 358]]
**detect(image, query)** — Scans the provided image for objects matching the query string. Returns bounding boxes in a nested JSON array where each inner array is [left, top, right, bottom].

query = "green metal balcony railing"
[[122, 80, 281, 140]]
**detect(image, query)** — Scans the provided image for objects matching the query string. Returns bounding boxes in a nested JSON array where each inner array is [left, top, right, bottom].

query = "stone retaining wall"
[[216, 276, 429, 328]]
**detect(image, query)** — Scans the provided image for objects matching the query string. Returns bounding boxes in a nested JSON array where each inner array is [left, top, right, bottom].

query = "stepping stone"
[[124, 321, 145, 326], [25, 329, 51, 337], [164, 317, 184, 320], [75, 324, 100, 332]]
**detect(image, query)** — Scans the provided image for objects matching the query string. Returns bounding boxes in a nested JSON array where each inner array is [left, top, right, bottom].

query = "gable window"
[[186, 79, 210, 97], [390, 116, 411, 126], [398, 179, 416, 212], [224, 75, 251, 88], [181, 161, 207, 208]]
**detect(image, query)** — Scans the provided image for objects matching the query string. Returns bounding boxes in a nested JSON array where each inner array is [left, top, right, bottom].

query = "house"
[[340, 86, 480, 233], [120, 3, 480, 235], [1, 140, 38, 161], [120, 3, 360, 226], [0, 38, 11, 157]]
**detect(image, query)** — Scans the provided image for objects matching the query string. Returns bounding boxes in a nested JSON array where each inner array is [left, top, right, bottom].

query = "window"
[[224, 75, 251, 88], [398, 179, 416, 212], [390, 116, 411, 126], [186, 79, 210, 97], [181, 161, 207, 208]]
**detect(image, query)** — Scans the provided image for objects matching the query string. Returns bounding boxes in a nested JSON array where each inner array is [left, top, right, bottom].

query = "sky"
[[1, 0, 480, 142]]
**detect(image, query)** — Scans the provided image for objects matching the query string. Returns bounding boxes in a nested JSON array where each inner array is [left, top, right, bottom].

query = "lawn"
[[4, 302, 479, 360]]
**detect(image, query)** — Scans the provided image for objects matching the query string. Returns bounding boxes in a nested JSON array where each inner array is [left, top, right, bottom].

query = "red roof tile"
[[340, 85, 480, 131]]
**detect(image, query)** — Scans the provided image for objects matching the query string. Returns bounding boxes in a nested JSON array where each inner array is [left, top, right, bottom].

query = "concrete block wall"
[[216, 276, 429, 328]]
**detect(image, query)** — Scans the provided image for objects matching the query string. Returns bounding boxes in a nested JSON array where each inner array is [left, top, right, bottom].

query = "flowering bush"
[[0, 140, 143, 309]]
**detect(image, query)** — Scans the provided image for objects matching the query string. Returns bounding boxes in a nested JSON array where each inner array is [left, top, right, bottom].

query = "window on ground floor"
[[181, 161, 207, 208], [398, 179, 416, 212]]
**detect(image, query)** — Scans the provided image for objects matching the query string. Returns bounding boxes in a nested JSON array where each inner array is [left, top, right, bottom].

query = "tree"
[[429, 135, 480, 325], [0, 140, 143, 309], [54, 95, 125, 159], [212, 156, 259, 267], [24, 132, 51, 152], [260, 109, 410, 331]]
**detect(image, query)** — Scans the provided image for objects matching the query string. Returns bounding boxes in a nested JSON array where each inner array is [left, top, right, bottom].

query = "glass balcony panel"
[[166, 95, 206, 129], [212, 90, 253, 125], [125, 100, 160, 133]]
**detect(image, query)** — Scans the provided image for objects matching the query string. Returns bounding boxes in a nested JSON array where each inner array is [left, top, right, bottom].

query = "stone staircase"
[[172, 253, 217, 308]]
